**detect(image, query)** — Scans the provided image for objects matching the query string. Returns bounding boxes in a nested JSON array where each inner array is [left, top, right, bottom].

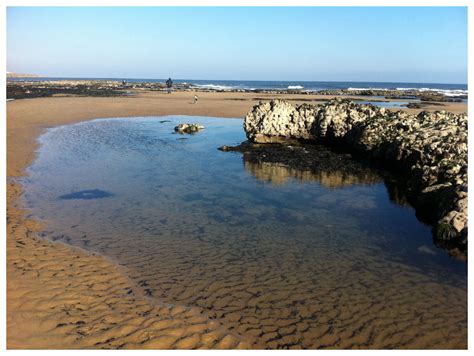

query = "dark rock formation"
[[220, 141, 384, 187]]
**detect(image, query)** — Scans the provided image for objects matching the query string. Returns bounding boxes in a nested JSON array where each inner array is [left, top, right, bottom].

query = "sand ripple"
[[8, 183, 261, 349], [14, 117, 467, 349]]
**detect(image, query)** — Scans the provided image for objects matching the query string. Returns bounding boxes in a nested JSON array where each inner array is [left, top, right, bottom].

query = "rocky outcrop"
[[244, 99, 467, 249], [174, 123, 205, 134]]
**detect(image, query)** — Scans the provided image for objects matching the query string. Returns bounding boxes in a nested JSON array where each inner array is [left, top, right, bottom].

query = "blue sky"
[[7, 7, 467, 83]]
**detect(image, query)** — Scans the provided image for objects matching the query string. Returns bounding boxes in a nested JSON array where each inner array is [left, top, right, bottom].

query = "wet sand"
[[7, 91, 467, 349]]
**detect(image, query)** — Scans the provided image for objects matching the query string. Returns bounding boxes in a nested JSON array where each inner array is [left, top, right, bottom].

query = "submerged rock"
[[59, 189, 113, 200], [244, 99, 468, 251], [174, 123, 205, 134]]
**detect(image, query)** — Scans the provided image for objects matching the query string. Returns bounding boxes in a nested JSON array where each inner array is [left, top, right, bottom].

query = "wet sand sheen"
[[20, 116, 467, 349]]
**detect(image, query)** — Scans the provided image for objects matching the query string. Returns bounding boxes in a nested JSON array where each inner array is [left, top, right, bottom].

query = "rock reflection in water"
[[224, 141, 384, 189], [238, 143, 466, 260], [244, 160, 381, 188]]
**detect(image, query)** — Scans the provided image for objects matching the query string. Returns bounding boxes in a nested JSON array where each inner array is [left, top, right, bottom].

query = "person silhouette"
[[166, 78, 173, 94]]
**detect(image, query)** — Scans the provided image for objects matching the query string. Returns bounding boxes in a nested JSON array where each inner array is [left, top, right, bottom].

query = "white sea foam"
[[192, 84, 236, 90], [287, 85, 304, 89], [396, 88, 468, 97], [347, 87, 393, 91], [347, 86, 467, 97]]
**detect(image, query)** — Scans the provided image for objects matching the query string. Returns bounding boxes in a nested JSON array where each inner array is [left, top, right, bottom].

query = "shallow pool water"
[[358, 100, 411, 108], [22, 116, 467, 349]]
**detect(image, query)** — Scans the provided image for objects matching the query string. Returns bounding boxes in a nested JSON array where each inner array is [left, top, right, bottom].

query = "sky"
[[7, 6, 467, 84]]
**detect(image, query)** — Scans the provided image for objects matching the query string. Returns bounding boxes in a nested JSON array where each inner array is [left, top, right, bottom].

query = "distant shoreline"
[[6, 79, 468, 104], [6, 76, 467, 86], [6, 76, 467, 94], [6, 72, 40, 78]]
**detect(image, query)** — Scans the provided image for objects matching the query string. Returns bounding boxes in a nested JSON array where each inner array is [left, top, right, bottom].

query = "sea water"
[[8, 77, 468, 97]]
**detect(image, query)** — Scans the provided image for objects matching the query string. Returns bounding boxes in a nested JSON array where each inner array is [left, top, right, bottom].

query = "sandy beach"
[[7, 91, 468, 349]]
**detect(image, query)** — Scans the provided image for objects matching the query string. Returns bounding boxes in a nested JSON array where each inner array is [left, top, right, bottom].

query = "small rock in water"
[[59, 189, 113, 200], [174, 123, 204, 134], [218, 145, 238, 152]]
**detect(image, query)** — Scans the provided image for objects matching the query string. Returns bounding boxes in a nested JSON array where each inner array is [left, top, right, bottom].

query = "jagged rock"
[[244, 99, 468, 248], [174, 123, 204, 134]]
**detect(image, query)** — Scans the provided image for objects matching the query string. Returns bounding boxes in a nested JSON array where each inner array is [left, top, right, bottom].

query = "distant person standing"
[[193, 94, 198, 104], [166, 77, 173, 94]]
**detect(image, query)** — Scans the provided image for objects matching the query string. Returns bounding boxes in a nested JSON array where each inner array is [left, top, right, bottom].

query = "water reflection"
[[239, 144, 466, 261], [244, 160, 381, 188]]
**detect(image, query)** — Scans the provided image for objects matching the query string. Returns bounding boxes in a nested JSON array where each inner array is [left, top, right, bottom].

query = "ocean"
[[7, 77, 468, 97]]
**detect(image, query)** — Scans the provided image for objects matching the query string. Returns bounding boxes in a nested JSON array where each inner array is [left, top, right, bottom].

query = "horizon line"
[[6, 75, 467, 86]]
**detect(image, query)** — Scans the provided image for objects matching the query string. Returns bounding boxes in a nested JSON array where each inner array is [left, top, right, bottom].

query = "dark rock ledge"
[[225, 99, 468, 255]]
